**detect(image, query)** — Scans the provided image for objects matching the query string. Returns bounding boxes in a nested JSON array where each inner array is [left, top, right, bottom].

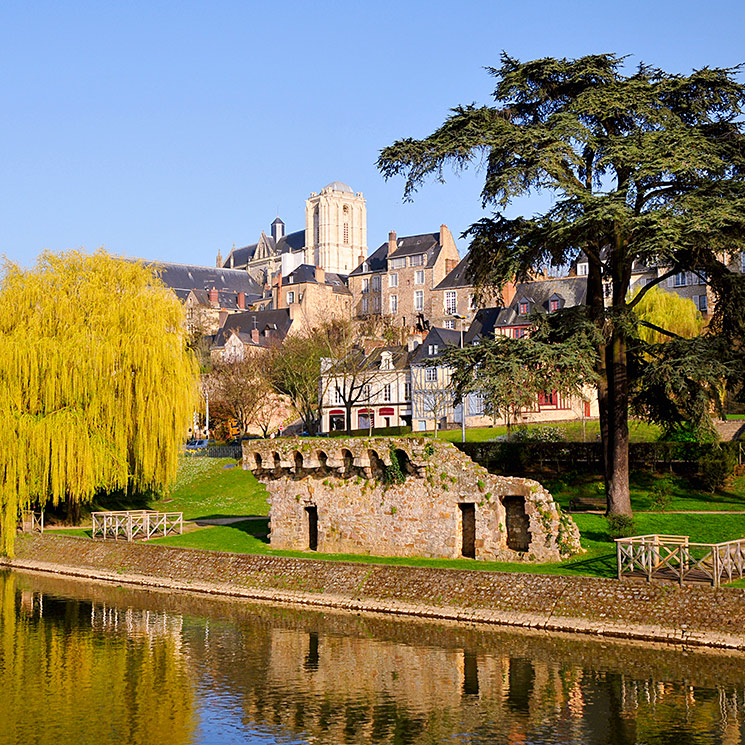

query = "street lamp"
[[451, 313, 467, 443]]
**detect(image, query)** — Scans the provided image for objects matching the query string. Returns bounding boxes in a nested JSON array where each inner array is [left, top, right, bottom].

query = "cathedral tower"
[[304, 181, 367, 275]]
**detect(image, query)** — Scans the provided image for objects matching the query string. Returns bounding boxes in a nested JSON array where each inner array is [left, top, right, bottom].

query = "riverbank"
[[3, 533, 745, 650]]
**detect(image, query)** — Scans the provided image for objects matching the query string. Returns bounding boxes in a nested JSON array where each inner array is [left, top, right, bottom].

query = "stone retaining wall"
[[4, 534, 745, 649]]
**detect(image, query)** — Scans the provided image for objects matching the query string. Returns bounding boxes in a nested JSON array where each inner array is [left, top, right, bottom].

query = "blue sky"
[[2, 1, 743, 268]]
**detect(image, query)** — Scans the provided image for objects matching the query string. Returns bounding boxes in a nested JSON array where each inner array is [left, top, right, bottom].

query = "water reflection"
[[1, 569, 744, 744]]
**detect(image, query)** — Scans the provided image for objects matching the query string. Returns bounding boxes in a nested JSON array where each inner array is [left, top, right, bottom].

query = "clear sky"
[[2, 0, 744, 268]]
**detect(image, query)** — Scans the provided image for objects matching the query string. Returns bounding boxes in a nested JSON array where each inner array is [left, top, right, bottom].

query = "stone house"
[[348, 226, 461, 331], [210, 308, 293, 362], [243, 437, 582, 562], [319, 345, 412, 433]]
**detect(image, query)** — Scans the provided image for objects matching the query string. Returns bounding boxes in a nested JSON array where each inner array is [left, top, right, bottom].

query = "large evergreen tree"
[[0, 250, 199, 554], [379, 54, 745, 515]]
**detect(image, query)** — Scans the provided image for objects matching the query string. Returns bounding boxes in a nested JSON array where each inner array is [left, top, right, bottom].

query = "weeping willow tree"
[[632, 286, 705, 345], [0, 250, 199, 555]]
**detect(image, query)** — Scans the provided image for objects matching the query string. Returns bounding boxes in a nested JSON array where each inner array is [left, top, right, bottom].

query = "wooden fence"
[[616, 534, 745, 587], [91, 510, 183, 542], [18, 511, 44, 533]]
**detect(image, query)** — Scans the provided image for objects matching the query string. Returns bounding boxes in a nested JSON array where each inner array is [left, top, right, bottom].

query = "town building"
[[210, 308, 293, 362], [348, 226, 460, 331], [319, 344, 412, 433]]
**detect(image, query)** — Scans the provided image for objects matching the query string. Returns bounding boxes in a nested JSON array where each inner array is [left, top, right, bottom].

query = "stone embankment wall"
[[4, 534, 745, 650], [242, 437, 581, 562]]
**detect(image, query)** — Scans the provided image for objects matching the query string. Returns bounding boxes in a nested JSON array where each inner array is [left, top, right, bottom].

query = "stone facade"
[[243, 437, 582, 562]]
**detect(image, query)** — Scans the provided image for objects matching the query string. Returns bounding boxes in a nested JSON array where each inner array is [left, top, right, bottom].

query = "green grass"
[[153, 457, 269, 519], [421, 419, 663, 444], [545, 472, 745, 513]]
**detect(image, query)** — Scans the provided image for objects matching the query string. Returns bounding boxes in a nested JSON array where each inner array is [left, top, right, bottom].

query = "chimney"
[[209, 287, 219, 307], [315, 266, 325, 284], [216, 249, 223, 268], [502, 281, 517, 307], [388, 230, 397, 254], [251, 328, 259, 344], [237, 291, 245, 310]]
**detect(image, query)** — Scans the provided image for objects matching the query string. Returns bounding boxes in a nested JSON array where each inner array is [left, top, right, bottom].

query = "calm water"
[[1, 570, 744, 745]]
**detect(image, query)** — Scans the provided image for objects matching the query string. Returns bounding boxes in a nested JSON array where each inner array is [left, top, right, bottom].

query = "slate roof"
[[434, 254, 472, 290], [146, 260, 262, 300], [211, 308, 293, 350], [224, 229, 305, 269], [410, 327, 462, 365], [464, 276, 587, 344], [284, 264, 351, 294], [350, 231, 443, 275]]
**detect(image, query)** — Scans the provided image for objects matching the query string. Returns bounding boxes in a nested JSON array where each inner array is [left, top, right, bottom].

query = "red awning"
[[329, 409, 345, 415], [358, 408, 373, 415], [379, 407, 395, 416]]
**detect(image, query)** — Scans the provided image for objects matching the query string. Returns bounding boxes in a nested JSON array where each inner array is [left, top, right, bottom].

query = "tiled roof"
[[350, 231, 443, 275], [211, 308, 293, 349], [434, 254, 472, 290], [410, 327, 462, 364], [146, 260, 262, 298]]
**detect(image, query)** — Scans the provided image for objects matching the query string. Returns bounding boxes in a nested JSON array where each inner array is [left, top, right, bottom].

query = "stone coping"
[[2, 534, 745, 650]]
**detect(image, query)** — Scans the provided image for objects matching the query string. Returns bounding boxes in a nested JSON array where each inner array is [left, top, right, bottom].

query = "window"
[[372, 275, 381, 291], [389, 273, 398, 288], [425, 367, 437, 382], [514, 327, 527, 339], [577, 262, 588, 276], [383, 384, 391, 402], [444, 319, 455, 329], [372, 295, 380, 312], [417, 420, 427, 431], [549, 298, 559, 312], [362, 278, 369, 293], [361, 297, 369, 314], [519, 301, 529, 315], [445, 291, 457, 315], [391, 257, 406, 269], [697, 294, 708, 312], [414, 290, 424, 311], [287, 291, 295, 304], [362, 384, 371, 401], [674, 271, 687, 287], [404, 382, 411, 400], [469, 294, 477, 309], [428, 344, 439, 356], [343, 223, 349, 244], [415, 270, 425, 285], [410, 254, 423, 266], [389, 295, 398, 314], [538, 390, 558, 407], [468, 393, 485, 416], [333, 386, 343, 405]]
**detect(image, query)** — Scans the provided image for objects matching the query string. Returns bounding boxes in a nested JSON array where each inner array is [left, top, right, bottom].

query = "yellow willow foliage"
[[0, 250, 199, 555], [632, 286, 705, 345]]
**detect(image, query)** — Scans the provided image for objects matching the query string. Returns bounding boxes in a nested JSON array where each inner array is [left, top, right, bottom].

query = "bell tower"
[[304, 181, 367, 275]]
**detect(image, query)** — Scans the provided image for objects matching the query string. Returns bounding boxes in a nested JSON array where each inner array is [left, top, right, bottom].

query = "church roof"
[[224, 229, 305, 269]]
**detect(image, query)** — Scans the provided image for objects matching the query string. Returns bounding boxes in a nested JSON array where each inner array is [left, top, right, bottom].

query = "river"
[[1, 569, 743, 744]]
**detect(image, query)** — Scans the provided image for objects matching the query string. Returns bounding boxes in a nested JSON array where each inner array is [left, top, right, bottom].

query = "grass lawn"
[[429, 419, 662, 444]]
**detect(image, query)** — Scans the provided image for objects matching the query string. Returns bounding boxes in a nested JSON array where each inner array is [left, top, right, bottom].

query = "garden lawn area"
[[430, 419, 662, 444], [150, 457, 269, 520], [545, 472, 745, 513], [142, 511, 745, 588]]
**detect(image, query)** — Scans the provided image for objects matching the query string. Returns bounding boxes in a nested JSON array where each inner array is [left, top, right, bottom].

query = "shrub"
[[511, 425, 567, 443], [606, 514, 636, 539], [698, 446, 738, 492], [649, 476, 675, 510]]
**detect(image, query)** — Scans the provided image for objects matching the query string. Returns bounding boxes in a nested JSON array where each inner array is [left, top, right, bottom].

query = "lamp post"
[[451, 313, 467, 443]]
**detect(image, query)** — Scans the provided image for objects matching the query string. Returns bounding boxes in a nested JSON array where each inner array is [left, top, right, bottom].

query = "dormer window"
[[519, 300, 529, 315], [549, 299, 559, 312], [428, 344, 439, 356], [380, 351, 393, 371], [577, 262, 588, 276]]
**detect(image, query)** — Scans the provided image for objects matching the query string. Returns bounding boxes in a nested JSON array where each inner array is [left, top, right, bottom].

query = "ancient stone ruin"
[[243, 437, 582, 562]]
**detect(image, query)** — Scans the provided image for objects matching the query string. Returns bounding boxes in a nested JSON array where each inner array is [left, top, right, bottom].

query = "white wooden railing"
[[616, 534, 745, 588], [91, 510, 183, 542]]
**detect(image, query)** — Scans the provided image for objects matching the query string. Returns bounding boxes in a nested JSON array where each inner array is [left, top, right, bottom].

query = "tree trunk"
[[604, 330, 632, 516]]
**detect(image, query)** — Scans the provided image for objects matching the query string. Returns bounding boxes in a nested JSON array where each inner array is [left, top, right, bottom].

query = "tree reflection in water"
[[1, 569, 744, 745]]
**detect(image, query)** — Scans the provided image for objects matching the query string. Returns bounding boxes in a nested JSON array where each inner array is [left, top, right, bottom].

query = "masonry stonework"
[[243, 437, 582, 562]]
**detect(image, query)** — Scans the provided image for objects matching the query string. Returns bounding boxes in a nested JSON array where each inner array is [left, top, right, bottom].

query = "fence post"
[[617, 540, 622, 580]]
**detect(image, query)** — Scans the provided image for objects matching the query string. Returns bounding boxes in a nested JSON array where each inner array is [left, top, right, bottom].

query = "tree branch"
[[626, 269, 678, 310]]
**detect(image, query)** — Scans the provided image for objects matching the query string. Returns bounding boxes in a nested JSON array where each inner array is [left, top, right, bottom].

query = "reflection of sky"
[[192, 687, 305, 745]]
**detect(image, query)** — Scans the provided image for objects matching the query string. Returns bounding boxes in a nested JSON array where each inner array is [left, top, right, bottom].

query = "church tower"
[[304, 181, 367, 275]]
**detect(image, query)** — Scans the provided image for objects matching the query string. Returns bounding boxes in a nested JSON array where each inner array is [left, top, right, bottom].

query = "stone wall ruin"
[[243, 437, 582, 562]]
